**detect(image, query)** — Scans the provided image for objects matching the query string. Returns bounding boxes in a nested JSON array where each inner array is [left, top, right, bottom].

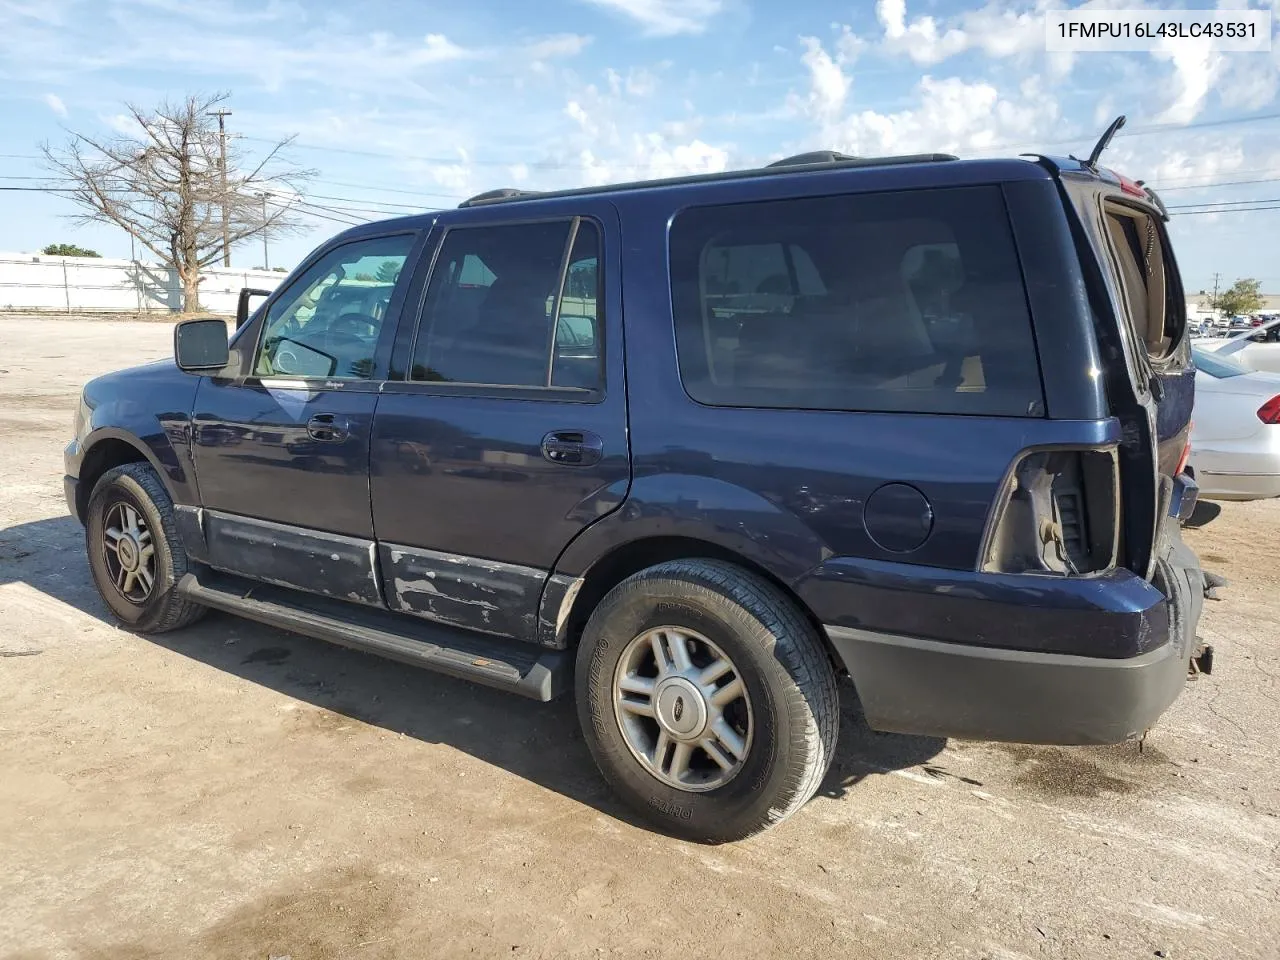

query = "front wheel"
[[575, 559, 839, 843], [85, 462, 206, 634]]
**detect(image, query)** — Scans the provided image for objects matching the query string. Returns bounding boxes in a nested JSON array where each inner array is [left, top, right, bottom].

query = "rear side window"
[[410, 219, 603, 391], [1104, 204, 1184, 358], [670, 186, 1045, 416]]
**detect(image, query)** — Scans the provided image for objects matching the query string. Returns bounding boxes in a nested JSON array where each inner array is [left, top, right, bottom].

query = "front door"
[[370, 203, 629, 640], [191, 231, 422, 604]]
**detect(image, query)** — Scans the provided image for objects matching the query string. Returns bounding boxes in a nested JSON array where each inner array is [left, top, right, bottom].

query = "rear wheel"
[[85, 463, 206, 634], [575, 559, 839, 843]]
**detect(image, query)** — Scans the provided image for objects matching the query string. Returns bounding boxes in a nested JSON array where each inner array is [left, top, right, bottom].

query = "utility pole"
[[1211, 272, 1222, 314], [259, 192, 270, 270], [208, 108, 232, 267]]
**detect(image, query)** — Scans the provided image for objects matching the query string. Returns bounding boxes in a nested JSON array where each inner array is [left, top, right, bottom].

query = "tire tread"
[[87, 463, 206, 633]]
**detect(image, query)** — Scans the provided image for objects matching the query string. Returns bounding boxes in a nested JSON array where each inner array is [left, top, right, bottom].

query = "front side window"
[[254, 235, 413, 380], [670, 186, 1045, 416], [410, 218, 603, 391]]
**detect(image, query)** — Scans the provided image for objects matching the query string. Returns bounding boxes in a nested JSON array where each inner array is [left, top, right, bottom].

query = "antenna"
[[1085, 115, 1126, 170]]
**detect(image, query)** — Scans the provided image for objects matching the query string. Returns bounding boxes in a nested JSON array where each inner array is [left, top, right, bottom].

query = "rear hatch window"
[[1103, 202, 1184, 359], [670, 185, 1046, 417]]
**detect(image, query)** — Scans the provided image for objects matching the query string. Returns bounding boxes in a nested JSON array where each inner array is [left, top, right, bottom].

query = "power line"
[[1157, 175, 1280, 193], [1175, 205, 1280, 215], [311, 177, 463, 201], [1168, 199, 1280, 210]]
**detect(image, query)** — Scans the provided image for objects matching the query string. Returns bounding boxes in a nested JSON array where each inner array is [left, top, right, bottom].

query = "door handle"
[[541, 430, 604, 466], [307, 413, 349, 443]]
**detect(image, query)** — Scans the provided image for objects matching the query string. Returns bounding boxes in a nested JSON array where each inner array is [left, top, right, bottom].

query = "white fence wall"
[[0, 253, 286, 314]]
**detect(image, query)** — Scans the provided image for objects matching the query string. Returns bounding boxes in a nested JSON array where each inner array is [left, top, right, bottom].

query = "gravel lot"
[[2, 314, 1278, 960]]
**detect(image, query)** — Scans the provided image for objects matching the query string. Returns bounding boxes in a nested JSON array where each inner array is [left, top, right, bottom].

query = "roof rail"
[[454, 152, 961, 208], [459, 188, 543, 208], [766, 150, 860, 168]]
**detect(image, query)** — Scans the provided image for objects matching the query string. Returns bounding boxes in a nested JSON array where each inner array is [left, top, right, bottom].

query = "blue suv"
[[64, 141, 1209, 842]]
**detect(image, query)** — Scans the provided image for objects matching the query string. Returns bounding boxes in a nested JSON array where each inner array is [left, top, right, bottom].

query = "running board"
[[176, 570, 571, 701]]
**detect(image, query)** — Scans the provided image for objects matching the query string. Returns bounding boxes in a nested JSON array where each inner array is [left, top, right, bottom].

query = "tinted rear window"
[[670, 186, 1045, 416]]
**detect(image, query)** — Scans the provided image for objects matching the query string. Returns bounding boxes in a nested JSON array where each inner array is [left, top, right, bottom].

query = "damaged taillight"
[[980, 448, 1120, 576]]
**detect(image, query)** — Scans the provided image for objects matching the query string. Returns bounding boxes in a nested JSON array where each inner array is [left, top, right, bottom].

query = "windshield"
[[1193, 345, 1249, 378]]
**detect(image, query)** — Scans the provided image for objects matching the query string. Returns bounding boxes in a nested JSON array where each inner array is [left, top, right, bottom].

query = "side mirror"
[[174, 317, 230, 372], [237, 287, 272, 329]]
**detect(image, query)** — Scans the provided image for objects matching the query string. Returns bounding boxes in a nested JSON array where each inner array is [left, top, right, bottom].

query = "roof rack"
[[766, 150, 860, 167], [456, 151, 959, 208], [459, 188, 544, 208]]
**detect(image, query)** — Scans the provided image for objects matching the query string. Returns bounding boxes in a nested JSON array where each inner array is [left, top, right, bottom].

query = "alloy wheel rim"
[[612, 626, 754, 792], [101, 501, 157, 604]]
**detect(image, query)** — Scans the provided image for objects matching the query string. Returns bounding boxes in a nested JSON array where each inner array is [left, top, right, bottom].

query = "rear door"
[[1066, 179, 1193, 576], [368, 201, 628, 640]]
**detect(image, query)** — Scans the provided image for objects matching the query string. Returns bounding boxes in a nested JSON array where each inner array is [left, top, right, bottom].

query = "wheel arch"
[[75, 431, 168, 522], [556, 535, 843, 675]]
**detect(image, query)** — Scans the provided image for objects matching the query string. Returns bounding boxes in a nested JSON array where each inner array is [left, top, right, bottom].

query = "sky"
[[2, 0, 1280, 292]]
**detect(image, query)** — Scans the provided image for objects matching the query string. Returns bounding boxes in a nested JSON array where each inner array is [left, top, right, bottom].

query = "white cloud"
[[43, 92, 67, 116], [1151, 37, 1224, 124], [821, 74, 1060, 157], [793, 36, 850, 121], [872, 0, 1046, 66], [626, 67, 659, 97], [566, 100, 592, 130], [876, 0, 968, 65], [524, 33, 593, 60], [578, 0, 725, 37]]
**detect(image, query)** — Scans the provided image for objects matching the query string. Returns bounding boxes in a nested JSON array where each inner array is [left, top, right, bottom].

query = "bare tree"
[[42, 92, 315, 312]]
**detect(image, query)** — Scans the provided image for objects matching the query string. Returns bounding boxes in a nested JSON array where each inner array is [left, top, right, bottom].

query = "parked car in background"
[[1189, 344, 1280, 501], [1198, 316, 1280, 373]]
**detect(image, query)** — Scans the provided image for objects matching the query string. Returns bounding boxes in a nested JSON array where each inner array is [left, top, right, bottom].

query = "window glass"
[[1105, 205, 1184, 358], [254, 235, 413, 379], [552, 225, 603, 390], [411, 219, 603, 391], [670, 186, 1045, 416], [1192, 346, 1247, 378]]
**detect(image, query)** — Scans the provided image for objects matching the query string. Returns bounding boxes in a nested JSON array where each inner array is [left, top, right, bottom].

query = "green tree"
[[1216, 278, 1264, 317], [42, 242, 100, 257], [375, 259, 402, 283]]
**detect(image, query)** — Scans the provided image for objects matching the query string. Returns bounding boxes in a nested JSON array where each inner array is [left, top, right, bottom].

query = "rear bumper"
[[1189, 444, 1280, 501], [805, 531, 1204, 745], [1192, 467, 1280, 502], [826, 626, 1187, 745]]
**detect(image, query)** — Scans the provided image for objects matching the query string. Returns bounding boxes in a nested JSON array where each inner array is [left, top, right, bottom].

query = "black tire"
[[575, 558, 839, 843], [85, 462, 207, 634]]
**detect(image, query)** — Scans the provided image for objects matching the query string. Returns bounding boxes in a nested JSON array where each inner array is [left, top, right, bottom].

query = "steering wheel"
[[321, 313, 379, 377], [330, 312, 378, 340]]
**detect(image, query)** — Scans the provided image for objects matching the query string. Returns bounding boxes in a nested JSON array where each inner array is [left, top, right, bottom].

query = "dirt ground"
[[1, 313, 1278, 960]]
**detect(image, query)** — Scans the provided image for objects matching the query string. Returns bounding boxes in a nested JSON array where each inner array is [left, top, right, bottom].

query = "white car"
[[1195, 315, 1280, 373], [1189, 344, 1280, 501]]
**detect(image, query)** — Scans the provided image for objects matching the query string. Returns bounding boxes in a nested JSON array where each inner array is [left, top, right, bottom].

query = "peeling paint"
[[556, 577, 584, 639], [394, 576, 441, 596]]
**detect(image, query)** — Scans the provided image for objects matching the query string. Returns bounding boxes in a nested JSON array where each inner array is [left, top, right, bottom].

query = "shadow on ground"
[[0, 514, 946, 829], [1184, 500, 1222, 528]]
